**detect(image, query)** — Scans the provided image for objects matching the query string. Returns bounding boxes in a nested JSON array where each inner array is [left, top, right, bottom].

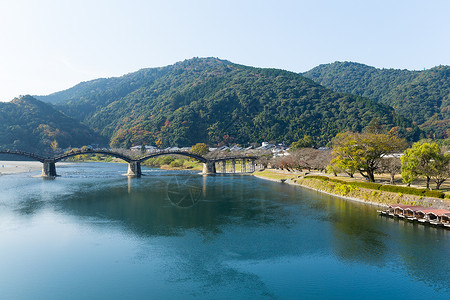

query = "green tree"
[[290, 135, 314, 150], [330, 134, 359, 178], [191, 143, 209, 155], [331, 132, 407, 182], [401, 142, 450, 189], [363, 117, 384, 134]]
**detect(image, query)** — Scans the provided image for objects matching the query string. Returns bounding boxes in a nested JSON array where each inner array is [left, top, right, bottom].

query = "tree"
[[155, 138, 163, 148], [290, 148, 330, 172], [401, 142, 439, 189], [330, 149, 358, 178], [402, 142, 450, 189], [430, 153, 450, 190], [191, 143, 209, 155], [363, 117, 384, 134], [331, 132, 407, 182], [256, 154, 272, 169], [326, 164, 339, 176], [50, 140, 59, 151], [377, 156, 401, 185], [290, 135, 314, 150]]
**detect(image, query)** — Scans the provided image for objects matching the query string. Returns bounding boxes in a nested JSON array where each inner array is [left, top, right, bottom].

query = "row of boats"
[[378, 204, 450, 228]]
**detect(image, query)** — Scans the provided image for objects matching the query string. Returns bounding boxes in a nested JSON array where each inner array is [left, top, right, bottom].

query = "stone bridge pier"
[[127, 161, 142, 177], [241, 159, 247, 173], [202, 160, 216, 175], [42, 160, 57, 177]]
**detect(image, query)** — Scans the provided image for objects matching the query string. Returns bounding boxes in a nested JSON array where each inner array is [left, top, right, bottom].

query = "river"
[[0, 162, 448, 299]]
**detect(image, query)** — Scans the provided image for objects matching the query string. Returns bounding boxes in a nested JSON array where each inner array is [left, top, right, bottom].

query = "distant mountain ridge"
[[34, 57, 418, 148], [303, 62, 450, 137], [0, 95, 105, 154]]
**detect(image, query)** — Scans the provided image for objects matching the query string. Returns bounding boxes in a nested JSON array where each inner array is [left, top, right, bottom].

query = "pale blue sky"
[[0, 0, 449, 101]]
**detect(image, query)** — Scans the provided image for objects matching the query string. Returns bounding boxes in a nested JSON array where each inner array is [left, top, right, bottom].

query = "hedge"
[[379, 185, 425, 196], [304, 175, 445, 199], [423, 190, 445, 199], [350, 181, 382, 190]]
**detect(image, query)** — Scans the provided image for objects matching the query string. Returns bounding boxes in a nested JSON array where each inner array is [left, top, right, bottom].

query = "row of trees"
[[271, 148, 330, 172], [331, 132, 450, 189], [273, 132, 450, 190]]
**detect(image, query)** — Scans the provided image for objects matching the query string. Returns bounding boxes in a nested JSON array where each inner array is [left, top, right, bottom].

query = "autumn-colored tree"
[[50, 140, 59, 151], [331, 132, 407, 182], [155, 137, 163, 148], [191, 143, 209, 155]]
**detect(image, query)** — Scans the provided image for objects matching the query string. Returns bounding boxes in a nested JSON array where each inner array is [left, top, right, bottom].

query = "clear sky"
[[0, 0, 449, 101]]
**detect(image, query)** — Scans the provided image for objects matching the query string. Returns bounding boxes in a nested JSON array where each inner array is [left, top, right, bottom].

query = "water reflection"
[[0, 163, 448, 298], [54, 174, 296, 238]]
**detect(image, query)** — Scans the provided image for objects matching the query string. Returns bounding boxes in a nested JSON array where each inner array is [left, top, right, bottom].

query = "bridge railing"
[[1, 148, 260, 164], [0, 149, 46, 162]]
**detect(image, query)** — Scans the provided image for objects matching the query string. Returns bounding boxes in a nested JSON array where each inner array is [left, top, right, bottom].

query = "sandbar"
[[0, 161, 43, 175]]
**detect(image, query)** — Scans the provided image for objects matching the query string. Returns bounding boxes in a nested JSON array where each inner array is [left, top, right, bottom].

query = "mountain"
[[303, 62, 450, 137], [0, 95, 105, 154], [36, 58, 419, 148]]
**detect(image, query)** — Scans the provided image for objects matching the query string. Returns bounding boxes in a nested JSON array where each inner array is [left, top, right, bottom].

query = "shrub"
[[169, 159, 184, 168], [161, 156, 175, 165], [334, 184, 359, 196]]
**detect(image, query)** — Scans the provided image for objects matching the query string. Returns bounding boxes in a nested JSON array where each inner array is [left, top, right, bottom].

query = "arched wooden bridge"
[[0, 149, 259, 177]]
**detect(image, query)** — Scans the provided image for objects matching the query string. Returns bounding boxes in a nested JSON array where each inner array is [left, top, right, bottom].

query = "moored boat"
[[441, 213, 450, 228], [379, 205, 450, 229]]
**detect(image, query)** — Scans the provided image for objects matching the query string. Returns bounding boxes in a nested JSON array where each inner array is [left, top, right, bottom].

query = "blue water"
[[0, 162, 448, 299]]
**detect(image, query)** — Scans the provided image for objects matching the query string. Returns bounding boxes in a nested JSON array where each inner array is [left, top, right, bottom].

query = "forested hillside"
[[0, 96, 105, 154], [303, 62, 450, 137], [35, 58, 419, 148]]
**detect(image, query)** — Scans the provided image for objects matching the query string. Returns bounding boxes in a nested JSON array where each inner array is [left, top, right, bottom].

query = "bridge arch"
[[138, 151, 207, 163], [0, 150, 46, 163], [54, 149, 133, 163]]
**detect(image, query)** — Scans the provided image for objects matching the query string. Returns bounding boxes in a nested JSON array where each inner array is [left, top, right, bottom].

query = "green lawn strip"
[[253, 170, 297, 181], [304, 175, 445, 198]]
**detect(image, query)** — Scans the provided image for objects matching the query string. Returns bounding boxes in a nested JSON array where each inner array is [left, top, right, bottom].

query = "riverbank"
[[253, 169, 450, 210], [0, 161, 77, 175], [0, 161, 43, 175]]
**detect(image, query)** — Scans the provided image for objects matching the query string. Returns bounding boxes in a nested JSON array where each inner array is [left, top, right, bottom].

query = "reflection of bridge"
[[0, 149, 259, 177]]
